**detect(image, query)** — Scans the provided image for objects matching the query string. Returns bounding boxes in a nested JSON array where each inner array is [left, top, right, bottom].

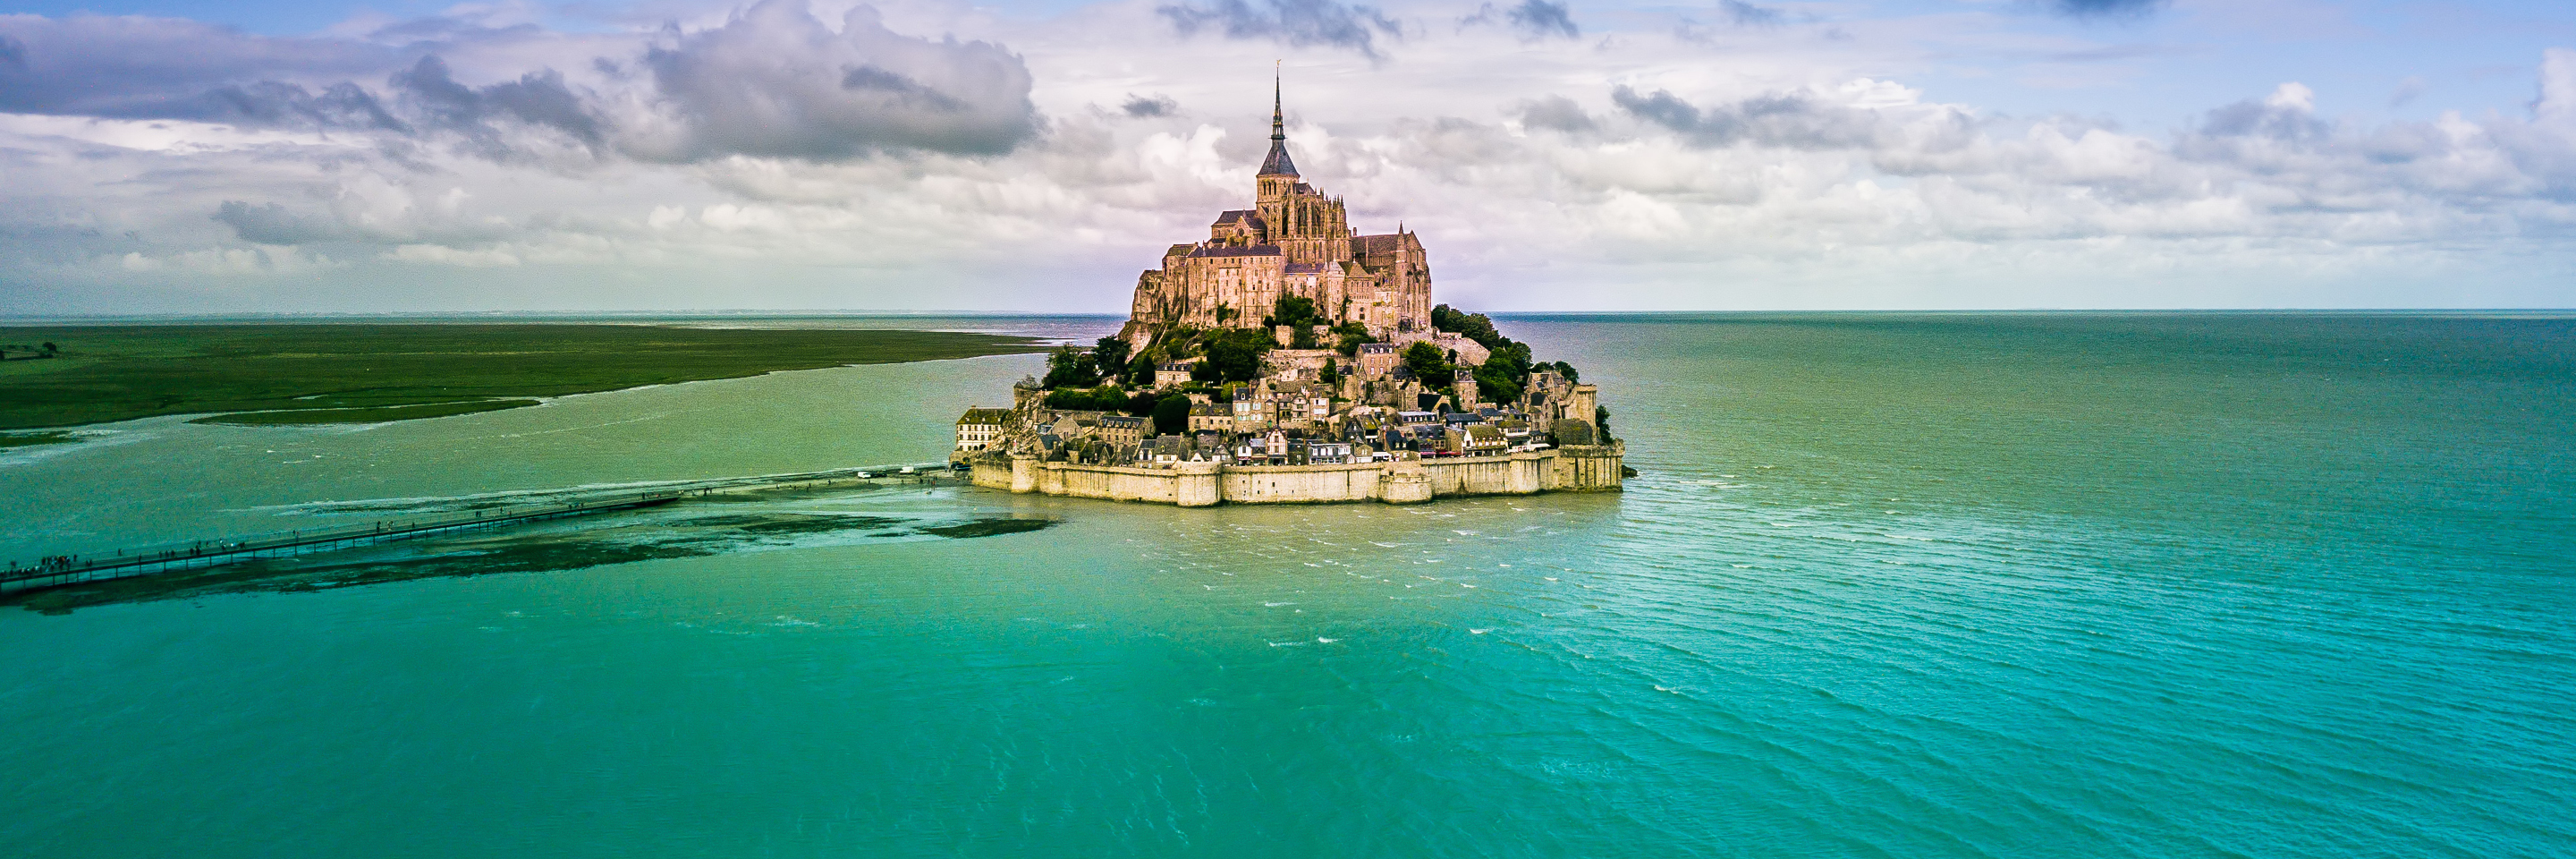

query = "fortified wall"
[[970, 444, 1623, 507]]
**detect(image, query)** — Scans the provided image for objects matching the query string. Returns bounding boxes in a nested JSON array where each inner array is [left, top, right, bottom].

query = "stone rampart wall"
[[1221, 462, 1382, 504], [1547, 444, 1625, 491], [975, 444, 1619, 506], [1421, 454, 1546, 496]]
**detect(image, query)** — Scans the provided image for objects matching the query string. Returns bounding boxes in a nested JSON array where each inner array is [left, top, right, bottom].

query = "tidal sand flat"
[[0, 323, 1046, 429]]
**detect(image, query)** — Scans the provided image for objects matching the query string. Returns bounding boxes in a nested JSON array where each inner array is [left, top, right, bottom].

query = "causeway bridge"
[[1, 462, 965, 596]]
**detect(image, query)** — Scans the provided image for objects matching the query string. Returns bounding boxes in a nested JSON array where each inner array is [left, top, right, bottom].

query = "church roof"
[[1189, 244, 1283, 258], [1258, 140, 1298, 177], [1259, 71, 1299, 176]]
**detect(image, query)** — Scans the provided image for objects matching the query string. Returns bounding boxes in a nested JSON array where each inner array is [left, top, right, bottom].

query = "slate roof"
[[1355, 234, 1406, 255], [957, 407, 1012, 426], [1258, 139, 1299, 176], [1188, 244, 1283, 258]]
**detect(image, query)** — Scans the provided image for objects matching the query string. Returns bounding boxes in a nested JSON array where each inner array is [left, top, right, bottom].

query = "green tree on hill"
[[1123, 389, 1162, 416], [1265, 295, 1322, 329], [1152, 395, 1191, 436], [1473, 362, 1522, 405], [1045, 385, 1129, 412], [1430, 305, 1510, 352], [1091, 336, 1130, 376], [1332, 322, 1369, 356], [1193, 328, 1272, 384], [1042, 346, 1099, 388], [1402, 342, 1451, 387]]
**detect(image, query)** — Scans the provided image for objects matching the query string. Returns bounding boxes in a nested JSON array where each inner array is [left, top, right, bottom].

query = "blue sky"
[[4, 0, 2575, 311]]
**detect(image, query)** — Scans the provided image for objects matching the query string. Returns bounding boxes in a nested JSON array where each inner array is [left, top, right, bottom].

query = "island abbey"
[[963, 79, 1624, 506], [1120, 80, 1432, 340]]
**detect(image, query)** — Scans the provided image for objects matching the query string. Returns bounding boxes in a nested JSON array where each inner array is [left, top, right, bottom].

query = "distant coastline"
[[0, 323, 1046, 431]]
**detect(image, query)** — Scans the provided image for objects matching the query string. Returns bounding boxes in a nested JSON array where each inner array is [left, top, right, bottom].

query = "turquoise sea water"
[[1, 312, 2570, 856]]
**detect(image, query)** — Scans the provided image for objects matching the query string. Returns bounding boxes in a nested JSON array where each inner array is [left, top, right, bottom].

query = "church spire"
[[1258, 62, 1299, 177]]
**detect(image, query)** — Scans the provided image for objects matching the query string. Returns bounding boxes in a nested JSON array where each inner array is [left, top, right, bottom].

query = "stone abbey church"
[[1119, 81, 1434, 344]]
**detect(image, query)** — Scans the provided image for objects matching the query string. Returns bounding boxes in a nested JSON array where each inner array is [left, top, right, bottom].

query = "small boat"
[[897, 466, 917, 475]]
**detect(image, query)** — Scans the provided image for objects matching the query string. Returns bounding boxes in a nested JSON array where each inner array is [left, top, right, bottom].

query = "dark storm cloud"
[[1508, 0, 1580, 38], [636, 0, 1038, 160], [1516, 94, 1594, 132], [391, 55, 603, 154], [1122, 94, 1180, 117], [213, 200, 344, 244], [2194, 98, 2329, 141], [2172, 89, 2334, 166], [1612, 85, 1879, 149], [1720, 0, 1784, 27], [1462, 0, 1579, 40], [1157, 0, 1403, 59], [1674, 2, 1783, 44], [0, 6, 1038, 163], [2044, 0, 2167, 20], [0, 14, 404, 128]]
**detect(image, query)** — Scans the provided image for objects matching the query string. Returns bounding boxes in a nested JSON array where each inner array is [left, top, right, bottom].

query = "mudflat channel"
[[0, 323, 1046, 430]]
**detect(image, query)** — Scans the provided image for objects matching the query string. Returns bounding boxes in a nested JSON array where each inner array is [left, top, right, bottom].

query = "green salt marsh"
[[0, 323, 1046, 430]]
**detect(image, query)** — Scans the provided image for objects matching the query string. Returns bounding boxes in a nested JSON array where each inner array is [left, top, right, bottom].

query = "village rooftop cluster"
[[953, 303, 1613, 468]]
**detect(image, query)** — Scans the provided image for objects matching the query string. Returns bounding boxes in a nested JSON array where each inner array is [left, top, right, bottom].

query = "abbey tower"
[[1121, 77, 1435, 344]]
